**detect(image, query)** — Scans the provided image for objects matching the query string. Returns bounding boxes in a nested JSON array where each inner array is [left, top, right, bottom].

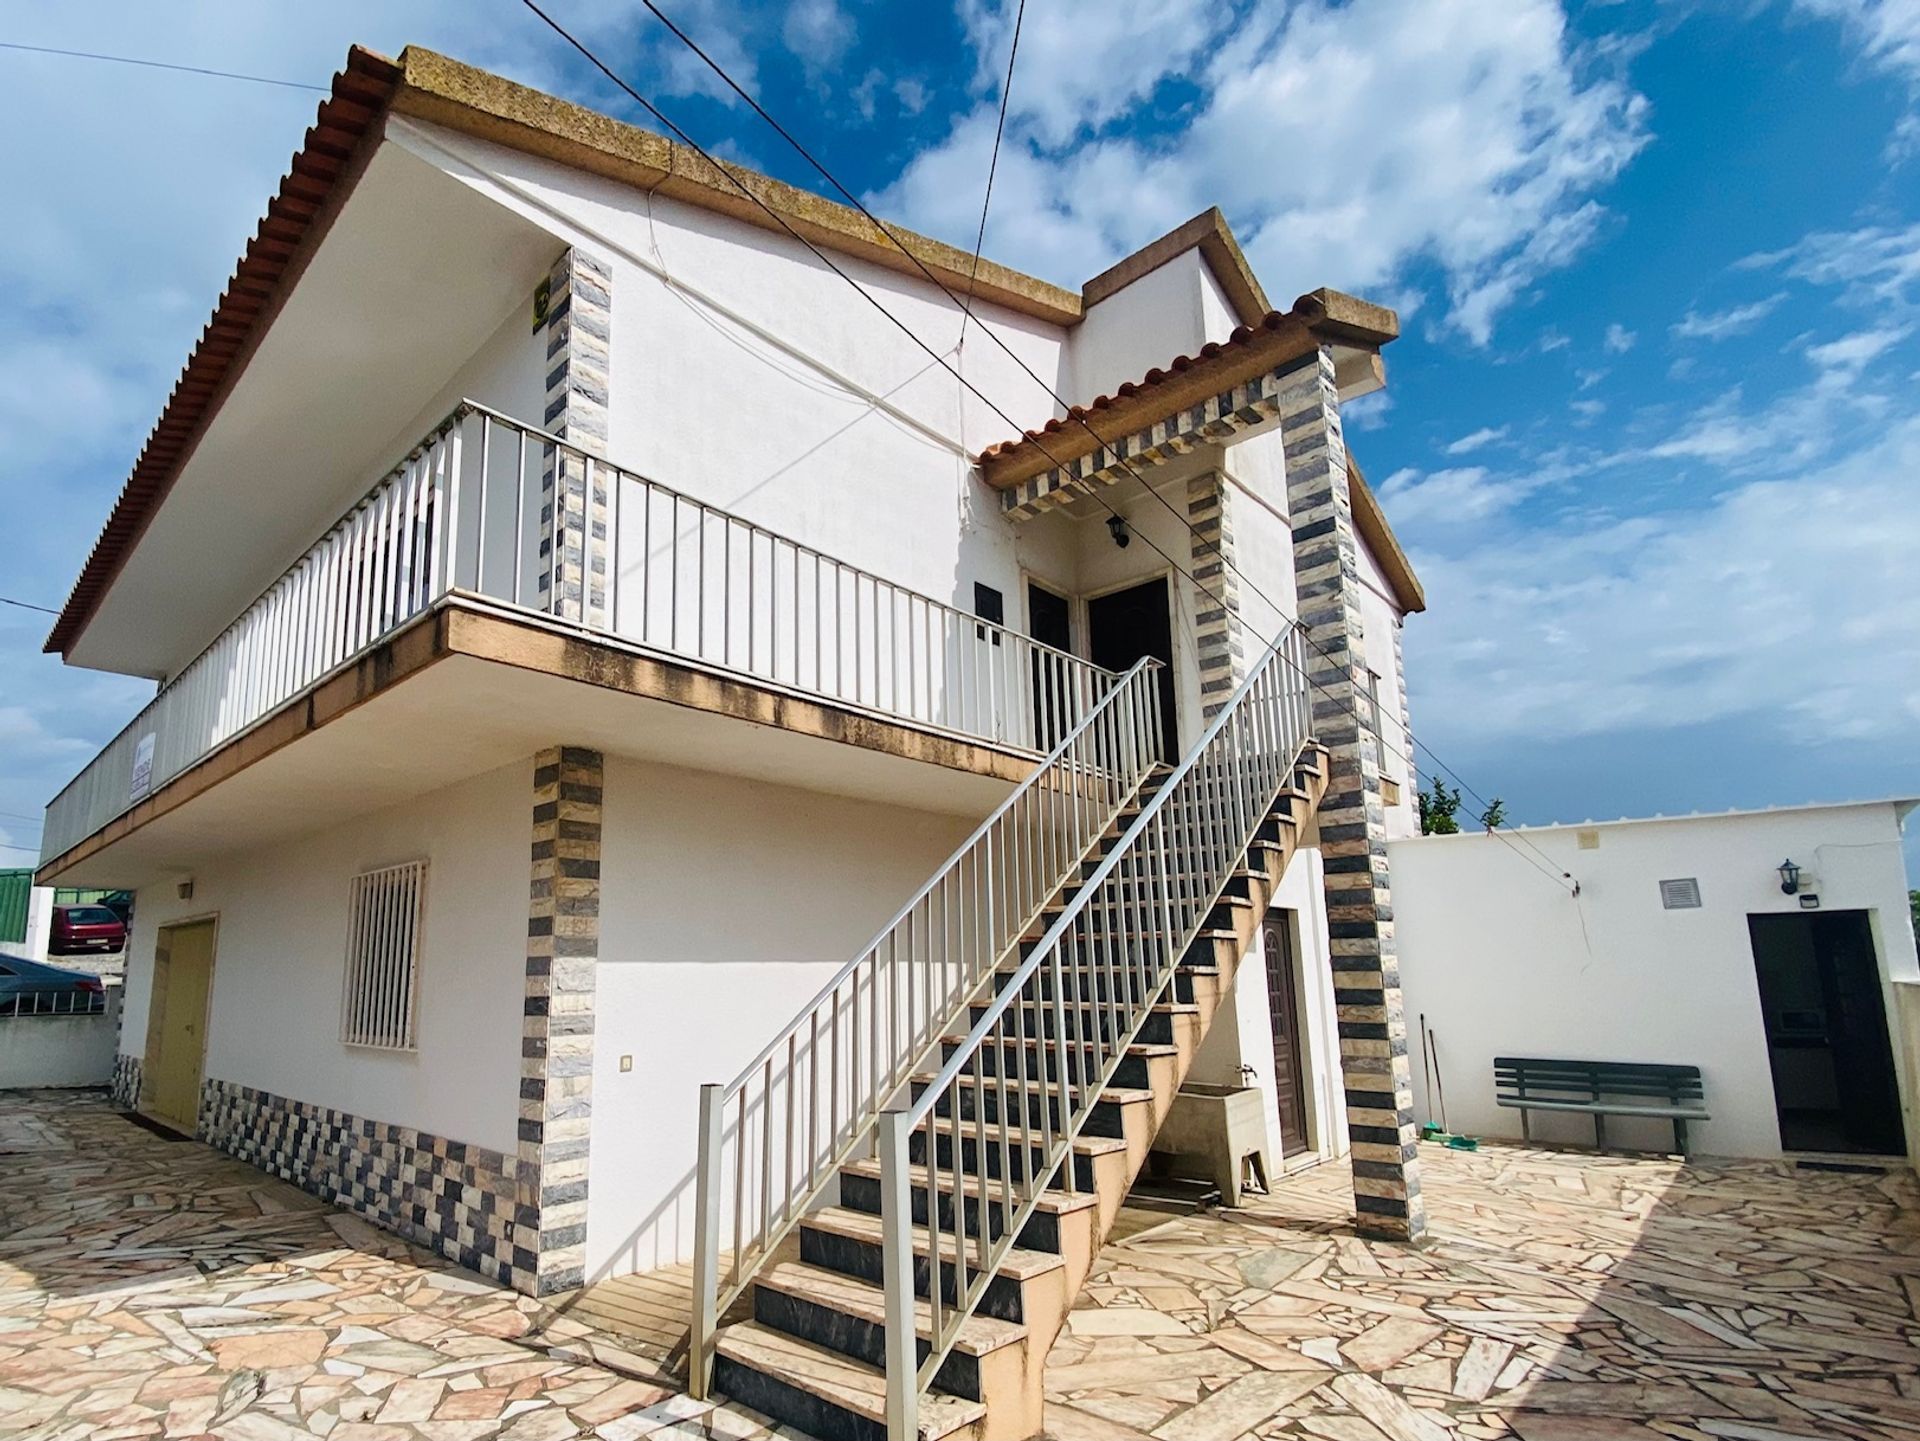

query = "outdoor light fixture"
[[1777, 859, 1802, 895], [1107, 514, 1131, 549]]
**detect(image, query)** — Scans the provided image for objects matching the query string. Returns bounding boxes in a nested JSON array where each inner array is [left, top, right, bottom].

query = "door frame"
[[1020, 571, 1080, 658], [140, 913, 220, 1134], [1261, 907, 1313, 1159], [1082, 567, 1182, 761]]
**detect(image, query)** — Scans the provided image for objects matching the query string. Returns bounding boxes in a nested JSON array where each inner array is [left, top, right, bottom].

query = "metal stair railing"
[[876, 625, 1312, 1439], [689, 657, 1166, 1394]]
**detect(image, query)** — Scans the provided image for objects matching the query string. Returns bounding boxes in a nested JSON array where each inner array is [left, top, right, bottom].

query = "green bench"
[[1495, 1056, 1708, 1156]]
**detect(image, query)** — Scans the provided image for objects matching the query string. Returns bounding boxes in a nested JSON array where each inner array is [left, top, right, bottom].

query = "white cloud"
[[1445, 425, 1510, 456], [1805, 324, 1913, 375], [1406, 412, 1920, 746], [1671, 292, 1790, 340], [783, 0, 856, 72], [876, 0, 1648, 342], [1604, 322, 1637, 352], [1377, 464, 1551, 528], [1792, 0, 1920, 86], [1746, 221, 1920, 305]]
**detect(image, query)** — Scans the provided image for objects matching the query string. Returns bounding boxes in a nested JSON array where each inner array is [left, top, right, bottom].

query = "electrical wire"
[[959, 0, 1025, 347], [0, 596, 59, 616], [0, 41, 327, 92], [556, 0, 1575, 892], [526, 1, 1580, 895]]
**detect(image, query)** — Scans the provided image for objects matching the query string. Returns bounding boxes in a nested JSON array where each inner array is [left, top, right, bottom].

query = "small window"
[[973, 583, 1004, 645], [1659, 877, 1702, 910], [341, 860, 428, 1050]]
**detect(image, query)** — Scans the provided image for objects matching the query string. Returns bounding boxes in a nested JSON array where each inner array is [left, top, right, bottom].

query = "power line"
[[0, 596, 59, 616], [0, 41, 327, 92], [521, 1, 1576, 895], [0, 811, 42, 827], [579, 0, 1572, 889], [0, 840, 39, 854], [959, 0, 1025, 347]]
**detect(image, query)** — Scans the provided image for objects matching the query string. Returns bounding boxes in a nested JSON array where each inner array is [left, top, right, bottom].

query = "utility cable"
[[959, 0, 1025, 347], [580, 0, 1574, 887], [1, 596, 59, 616], [0, 41, 327, 92], [521, 0, 1577, 894]]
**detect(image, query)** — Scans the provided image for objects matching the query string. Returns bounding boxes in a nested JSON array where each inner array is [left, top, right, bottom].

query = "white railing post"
[[878, 1108, 919, 1441], [690, 1082, 724, 1399]]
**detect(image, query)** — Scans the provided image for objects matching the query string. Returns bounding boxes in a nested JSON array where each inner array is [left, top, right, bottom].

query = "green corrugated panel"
[[0, 869, 30, 946]]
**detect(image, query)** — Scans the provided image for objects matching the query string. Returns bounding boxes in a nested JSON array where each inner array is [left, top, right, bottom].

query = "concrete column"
[[1277, 348, 1427, 1243], [516, 744, 603, 1295], [538, 248, 613, 624]]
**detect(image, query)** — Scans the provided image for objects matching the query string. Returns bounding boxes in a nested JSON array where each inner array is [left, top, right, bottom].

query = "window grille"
[[341, 859, 427, 1049], [1659, 877, 1702, 910]]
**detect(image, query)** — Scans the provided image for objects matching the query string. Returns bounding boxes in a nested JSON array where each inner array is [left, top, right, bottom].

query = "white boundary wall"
[[1391, 802, 1919, 1160]]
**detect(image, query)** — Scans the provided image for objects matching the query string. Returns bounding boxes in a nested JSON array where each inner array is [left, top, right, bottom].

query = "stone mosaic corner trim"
[[110, 1052, 142, 1109], [518, 744, 604, 1297], [199, 1077, 523, 1285]]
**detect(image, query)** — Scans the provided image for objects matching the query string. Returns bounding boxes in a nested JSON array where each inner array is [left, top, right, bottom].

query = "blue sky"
[[1, 0, 1916, 880]]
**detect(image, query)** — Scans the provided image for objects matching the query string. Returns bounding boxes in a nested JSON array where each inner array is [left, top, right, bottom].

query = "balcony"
[[41, 402, 1117, 874]]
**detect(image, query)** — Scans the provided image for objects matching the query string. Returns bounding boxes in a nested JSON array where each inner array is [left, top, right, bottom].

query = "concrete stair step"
[[713, 1320, 984, 1441]]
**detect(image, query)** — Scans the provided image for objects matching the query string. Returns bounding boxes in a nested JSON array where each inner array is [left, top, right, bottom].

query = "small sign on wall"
[[532, 277, 552, 333], [129, 733, 156, 803], [1799, 893, 1821, 910]]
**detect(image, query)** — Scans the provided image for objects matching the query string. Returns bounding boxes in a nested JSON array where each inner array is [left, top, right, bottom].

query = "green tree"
[[1479, 798, 1508, 833], [1419, 779, 1462, 836]]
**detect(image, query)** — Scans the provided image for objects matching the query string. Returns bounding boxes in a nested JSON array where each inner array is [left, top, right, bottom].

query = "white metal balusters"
[[43, 399, 1113, 864], [687, 658, 1166, 1397], [41, 416, 464, 863], [877, 625, 1312, 1440]]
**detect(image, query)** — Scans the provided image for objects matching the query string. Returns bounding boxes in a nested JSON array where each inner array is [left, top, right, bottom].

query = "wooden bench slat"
[[1491, 1055, 1707, 1155]]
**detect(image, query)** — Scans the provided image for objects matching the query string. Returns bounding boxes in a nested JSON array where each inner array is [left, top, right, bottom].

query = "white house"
[[36, 46, 1429, 1441], [1393, 801, 1920, 1163]]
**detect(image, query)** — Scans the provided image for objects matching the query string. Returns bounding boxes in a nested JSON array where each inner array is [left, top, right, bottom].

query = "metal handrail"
[[43, 399, 1118, 863], [688, 657, 1166, 1395], [877, 625, 1313, 1437]]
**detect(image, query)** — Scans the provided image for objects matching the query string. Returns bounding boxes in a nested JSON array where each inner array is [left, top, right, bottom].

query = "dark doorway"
[[1087, 576, 1178, 762], [1262, 912, 1311, 1158], [1027, 583, 1073, 751], [1749, 911, 1903, 1155]]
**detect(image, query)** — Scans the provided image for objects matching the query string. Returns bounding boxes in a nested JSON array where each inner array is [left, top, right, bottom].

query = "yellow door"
[[145, 921, 215, 1132]]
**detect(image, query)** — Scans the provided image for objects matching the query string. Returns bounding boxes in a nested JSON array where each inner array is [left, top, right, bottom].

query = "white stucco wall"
[[1071, 250, 1240, 403], [587, 758, 975, 1278], [0, 991, 119, 1089], [120, 759, 533, 1154], [1392, 802, 1920, 1159]]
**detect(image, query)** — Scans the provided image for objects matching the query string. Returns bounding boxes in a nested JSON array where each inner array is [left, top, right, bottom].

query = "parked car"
[[50, 904, 128, 956], [0, 955, 105, 1015]]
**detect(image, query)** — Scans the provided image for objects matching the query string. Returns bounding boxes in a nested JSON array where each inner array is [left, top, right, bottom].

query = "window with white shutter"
[[341, 859, 428, 1050]]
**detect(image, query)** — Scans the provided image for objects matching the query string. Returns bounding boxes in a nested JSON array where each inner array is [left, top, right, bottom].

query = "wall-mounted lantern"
[[1777, 858, 1802, 895], [1106, 514, 1131, 549]]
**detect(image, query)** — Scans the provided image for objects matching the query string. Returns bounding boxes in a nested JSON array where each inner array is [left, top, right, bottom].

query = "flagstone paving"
[[8, 1089, 1920, 1440], [0, 1090, 779, 1441], [1048, 1142, 1920, 1440]]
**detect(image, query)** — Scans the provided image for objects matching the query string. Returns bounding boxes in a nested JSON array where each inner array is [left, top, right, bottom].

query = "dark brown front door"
[[1263, 913, 1310, 1157]]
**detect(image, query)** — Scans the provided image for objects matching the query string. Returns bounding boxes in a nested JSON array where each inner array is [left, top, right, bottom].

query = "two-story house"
[[38, 46, 1428, 1441]]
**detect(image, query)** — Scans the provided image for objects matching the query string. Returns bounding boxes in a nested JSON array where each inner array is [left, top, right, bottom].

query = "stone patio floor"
[[0, 1090, 772, 1441], [6, 1090, 1920, 1441], [1049, 1140, 1920, 1441]]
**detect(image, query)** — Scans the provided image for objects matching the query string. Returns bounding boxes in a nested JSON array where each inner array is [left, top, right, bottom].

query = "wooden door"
[[145, 921, 215, 1133], [1262, 913, 1310, 1157]]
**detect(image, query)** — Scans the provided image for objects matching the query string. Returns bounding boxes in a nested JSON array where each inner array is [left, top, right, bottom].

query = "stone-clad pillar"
[[516, 745, 603, 1295], [538, 248, 613, 624], [1187, 472, 1247, 722], [1278, 348, 1427, 1244]]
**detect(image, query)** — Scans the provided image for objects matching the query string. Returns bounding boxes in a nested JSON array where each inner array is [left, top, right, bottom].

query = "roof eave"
[[44, 46, 403, 660]]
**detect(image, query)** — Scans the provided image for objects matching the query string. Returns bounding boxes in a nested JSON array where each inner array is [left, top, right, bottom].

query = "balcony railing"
[[42, 401, 1119, 864]]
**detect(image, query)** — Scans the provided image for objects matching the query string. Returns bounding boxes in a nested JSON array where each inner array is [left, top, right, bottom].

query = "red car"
[[50, 904, 128, 956]]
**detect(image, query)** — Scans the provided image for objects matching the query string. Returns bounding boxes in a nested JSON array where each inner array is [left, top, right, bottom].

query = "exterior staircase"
[[691, 632, 1322, 1441]]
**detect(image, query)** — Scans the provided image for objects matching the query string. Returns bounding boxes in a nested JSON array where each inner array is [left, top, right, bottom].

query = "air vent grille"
[[1659, 877, 1702, 910]]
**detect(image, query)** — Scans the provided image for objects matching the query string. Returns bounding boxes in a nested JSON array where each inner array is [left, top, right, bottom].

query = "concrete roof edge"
[[390, 46, 1086, 325], [1080, 208, 1272, 327], [1348, 457, 1425, 615], [1391, 797, 1920, 840]]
